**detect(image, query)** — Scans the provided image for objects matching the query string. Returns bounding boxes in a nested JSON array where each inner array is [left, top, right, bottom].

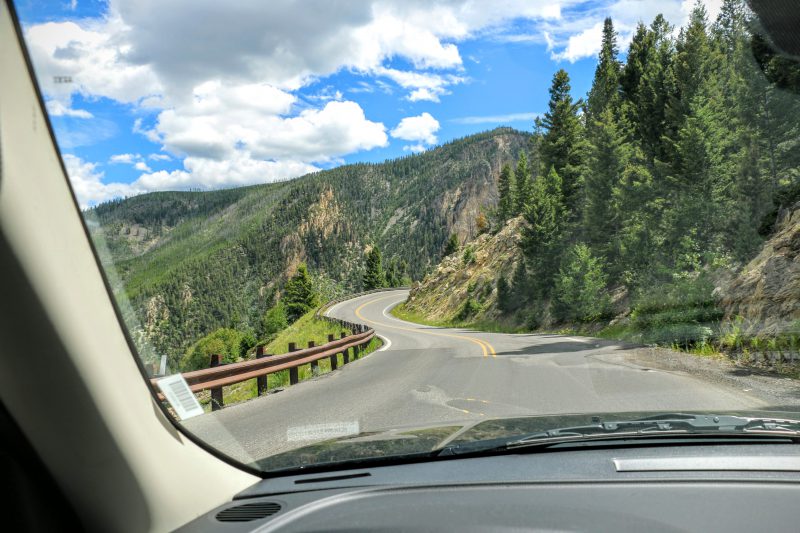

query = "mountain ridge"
[[88, 127, 531, 365]]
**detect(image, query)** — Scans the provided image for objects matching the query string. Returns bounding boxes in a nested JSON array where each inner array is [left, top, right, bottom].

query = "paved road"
[[184, 290, 765, 465]]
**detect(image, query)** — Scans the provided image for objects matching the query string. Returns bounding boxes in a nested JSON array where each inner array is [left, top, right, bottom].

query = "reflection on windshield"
[[19, 0, 800, 472]]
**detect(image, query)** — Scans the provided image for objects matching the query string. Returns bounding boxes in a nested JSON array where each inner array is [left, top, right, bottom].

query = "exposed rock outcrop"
[[404, 217, 524, 320], [718, 202, 800, 336]]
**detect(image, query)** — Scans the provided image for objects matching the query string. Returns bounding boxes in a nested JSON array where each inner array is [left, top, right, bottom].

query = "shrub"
[[462, 245, 476, 266], [181, 328, 242, 371], [630, 272, 723, 348], [457, 297, 482, 321], [262, 301, 288, 340]]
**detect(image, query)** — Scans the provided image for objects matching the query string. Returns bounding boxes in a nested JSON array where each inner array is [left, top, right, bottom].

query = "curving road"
[[184, 290, 765, 465]]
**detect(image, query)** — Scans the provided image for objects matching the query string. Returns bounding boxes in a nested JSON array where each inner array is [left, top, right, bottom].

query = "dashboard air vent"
[[215, 502, 282, 522]]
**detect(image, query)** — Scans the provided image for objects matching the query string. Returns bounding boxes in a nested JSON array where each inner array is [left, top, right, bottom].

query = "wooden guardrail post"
[[256, 346, 269, 396], [309, 341, 318, 375], [288, 342, 299, 385], [209, 354, 224, 411], [341, 332, 350, 364], [328, 334, 338, 370]]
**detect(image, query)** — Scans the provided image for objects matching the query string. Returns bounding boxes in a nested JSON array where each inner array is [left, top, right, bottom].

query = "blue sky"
[[15, 0, 720, 207]]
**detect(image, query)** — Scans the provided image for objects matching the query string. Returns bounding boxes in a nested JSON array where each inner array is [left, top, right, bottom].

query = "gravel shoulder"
[[622, 345, 800, 412]]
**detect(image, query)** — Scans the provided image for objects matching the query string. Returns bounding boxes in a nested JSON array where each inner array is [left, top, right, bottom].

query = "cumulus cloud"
[[537, 0, 725, 63], [46, 99, 93, 118], [375, 67, 465, 102], [63, 154, 140, 208], [551, 21, 604, 62], [391, 112, 440, 151], [25, 18, 161, 103], [109, 153, 137, 164], [148, 92, 387, 162], [134, 154, 318, 191], [24, 0, 607, 205]]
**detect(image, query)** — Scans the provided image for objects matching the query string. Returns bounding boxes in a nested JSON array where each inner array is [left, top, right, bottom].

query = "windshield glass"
[[15, 0, 800, 473]]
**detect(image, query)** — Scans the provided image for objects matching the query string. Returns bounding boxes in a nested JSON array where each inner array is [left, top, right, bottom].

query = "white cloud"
[[133, 154, 318, 191], [551, 21, 604, 62], [46, 99, 93, 118], [522, 0, 727, 63], [148, 153, 171, 161], [149, 94, 387, 163], [391, 112, 440, 150], [375, 67, 465, 102], [109, 153, 137, 164], [27, 0, 629, 197], [402, 143, 428, 153], [452, 112, 539, 124], [25, 18, 161, 104], [134, 161, 151, 172], [63, 154, 140, 208]]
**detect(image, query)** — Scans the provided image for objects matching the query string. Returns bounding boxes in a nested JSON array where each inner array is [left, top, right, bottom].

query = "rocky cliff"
[[719, 202, 800, 337], [403, 217, 524, 321]]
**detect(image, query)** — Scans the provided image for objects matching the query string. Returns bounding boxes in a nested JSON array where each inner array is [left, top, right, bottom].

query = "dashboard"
[[179, 443, 800, 531]]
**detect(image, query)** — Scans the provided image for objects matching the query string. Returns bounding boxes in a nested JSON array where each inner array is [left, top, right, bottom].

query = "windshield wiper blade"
[[507, 414, 800, 448], [439, 414, 800, 456]]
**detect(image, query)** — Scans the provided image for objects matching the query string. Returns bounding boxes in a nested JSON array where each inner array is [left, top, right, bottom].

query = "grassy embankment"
[[197, 310, 381, 411]]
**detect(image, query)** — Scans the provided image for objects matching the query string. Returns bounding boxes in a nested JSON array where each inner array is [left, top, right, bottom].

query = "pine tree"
[[283, 263, 319, 323], [612, 144, 657, 284], [497, 275, 513, 314], [443, 233, 460, 256], [553, 243, 610, 323], [497, 163, 514, 222], [520, 166, 565, 300], [584, 107, 627, 259], [621, 16, 674, 163], [586, 18, 622, 123], [385, 257, 400, 287], [664, 1, 712, 148], [514, 152, 532, 215], [541, 70, 585, 217], [363, 246, 386, 290]]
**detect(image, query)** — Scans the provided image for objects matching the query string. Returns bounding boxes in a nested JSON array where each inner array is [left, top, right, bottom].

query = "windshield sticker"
[[156, 374, 204, 420]]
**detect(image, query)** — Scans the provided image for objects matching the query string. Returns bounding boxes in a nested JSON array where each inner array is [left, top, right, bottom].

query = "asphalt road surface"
[[184, 289, 765, 465]]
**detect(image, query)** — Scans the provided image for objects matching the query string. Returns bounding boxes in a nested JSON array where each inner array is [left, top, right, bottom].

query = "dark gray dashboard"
[[178, 444, 800, 532]]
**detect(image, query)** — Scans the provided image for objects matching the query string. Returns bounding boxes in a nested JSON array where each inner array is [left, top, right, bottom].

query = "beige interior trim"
[[0, 2, 258, 531]]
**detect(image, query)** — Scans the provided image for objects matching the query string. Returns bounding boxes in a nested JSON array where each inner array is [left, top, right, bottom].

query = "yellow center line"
[[352, 294, 497, 358]]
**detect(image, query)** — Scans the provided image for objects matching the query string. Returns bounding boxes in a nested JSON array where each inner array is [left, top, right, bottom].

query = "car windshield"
[[15, 0, 800, 473]]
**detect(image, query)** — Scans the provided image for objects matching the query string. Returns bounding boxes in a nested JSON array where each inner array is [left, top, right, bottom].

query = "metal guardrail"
[[151, 288, 408, 410]]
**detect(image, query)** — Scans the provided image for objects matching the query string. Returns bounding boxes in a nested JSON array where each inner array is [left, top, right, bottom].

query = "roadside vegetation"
[[402, 1, 800, 370]]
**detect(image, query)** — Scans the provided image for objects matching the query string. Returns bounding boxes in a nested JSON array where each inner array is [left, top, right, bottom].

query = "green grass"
[[262, 310, 351, 354], [196, 310, 383, 410]]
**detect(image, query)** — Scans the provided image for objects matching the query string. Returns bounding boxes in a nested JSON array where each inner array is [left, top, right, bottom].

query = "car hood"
[[252, 409, 800, 473]]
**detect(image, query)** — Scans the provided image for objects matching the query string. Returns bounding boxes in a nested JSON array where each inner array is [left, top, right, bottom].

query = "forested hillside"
[[406, 1, 800, 353], [88, 128, 529, 367]]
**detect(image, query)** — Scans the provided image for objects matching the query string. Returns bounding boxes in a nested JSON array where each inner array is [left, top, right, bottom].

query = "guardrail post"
[[309, 341, 318, 375], [288, 342, 299, 385], [209, 354, 224, 411], [340, 332, 350, 364], [328, 334, 338, 370], [256, 346, 269, 396]]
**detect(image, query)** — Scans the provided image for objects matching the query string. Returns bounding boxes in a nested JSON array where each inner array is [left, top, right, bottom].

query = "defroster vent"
[[215, 502, 282, 522]]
